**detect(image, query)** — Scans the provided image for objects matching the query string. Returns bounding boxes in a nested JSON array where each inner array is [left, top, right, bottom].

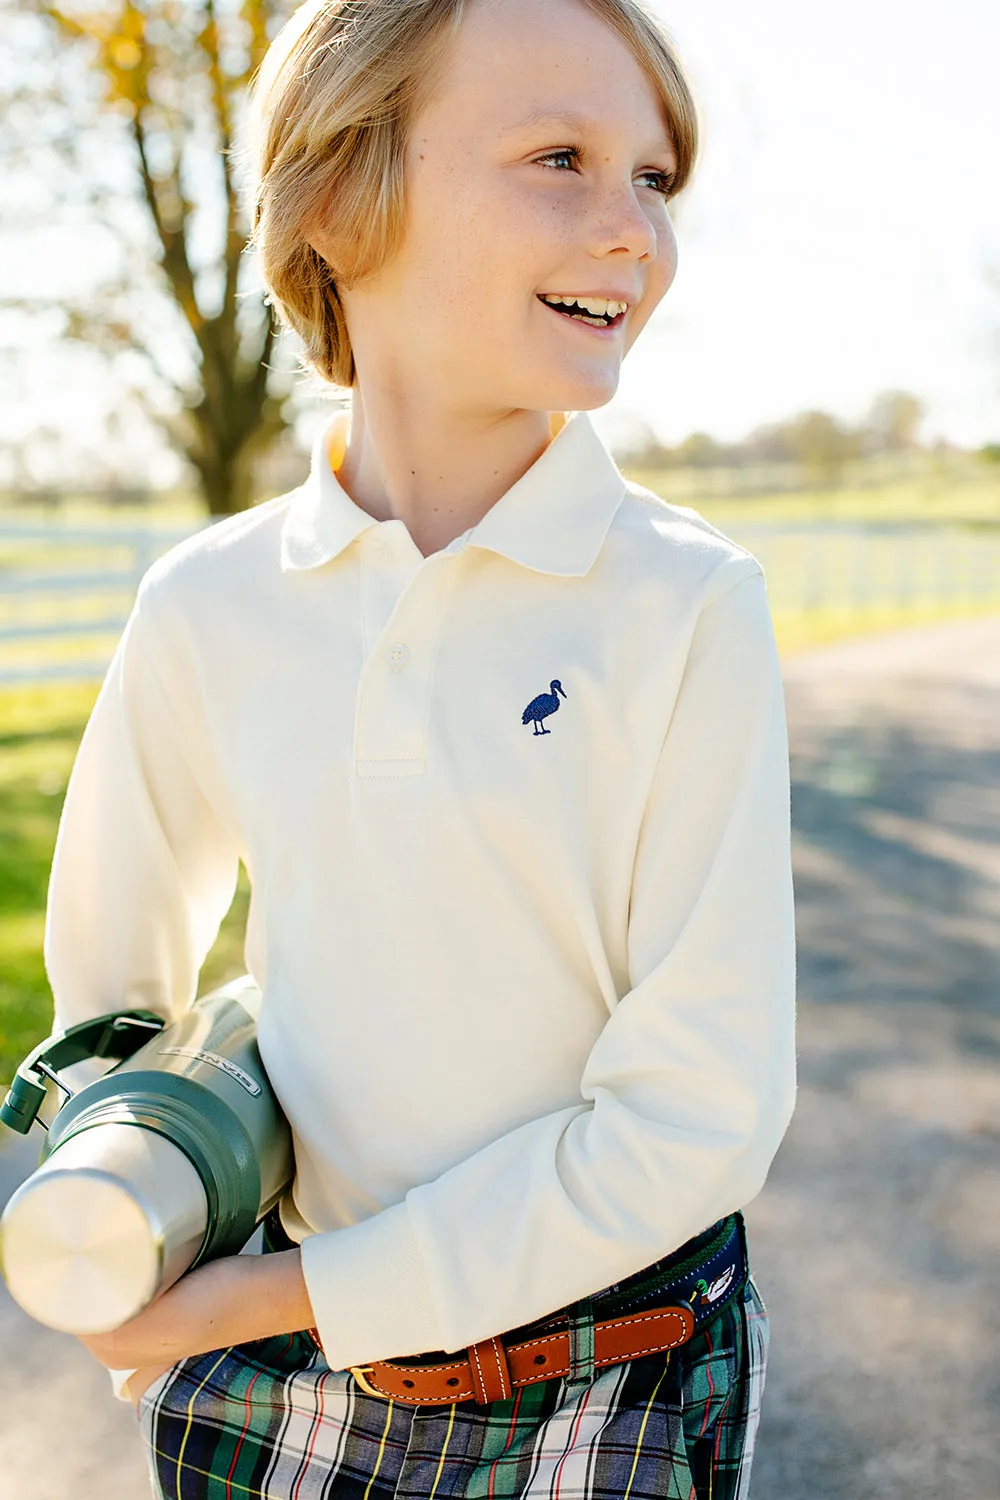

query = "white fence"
[[0, 522, 204, 685], [732, 521, 1000, 616], [1, 518, 999, 687]]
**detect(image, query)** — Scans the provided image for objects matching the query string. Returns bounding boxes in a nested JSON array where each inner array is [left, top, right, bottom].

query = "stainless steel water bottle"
[[0, 974, 293, 1335]]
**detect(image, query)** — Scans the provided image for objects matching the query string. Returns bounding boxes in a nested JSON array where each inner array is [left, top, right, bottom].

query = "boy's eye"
[[535, 148, 579, 171], [535, 151, 675, 198], [636, 169, 676, 198]]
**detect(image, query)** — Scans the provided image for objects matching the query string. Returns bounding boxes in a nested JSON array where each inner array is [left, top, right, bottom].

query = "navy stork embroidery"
[[522, 679, 567, 735]]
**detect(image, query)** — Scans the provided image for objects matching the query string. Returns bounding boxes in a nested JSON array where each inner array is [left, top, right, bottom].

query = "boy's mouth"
[[537, 293, 628, 329]]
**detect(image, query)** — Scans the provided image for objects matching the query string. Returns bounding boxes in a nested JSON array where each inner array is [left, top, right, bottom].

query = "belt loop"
[[467, 1335, 513, 1404], [565, 1294, 596, 1388]]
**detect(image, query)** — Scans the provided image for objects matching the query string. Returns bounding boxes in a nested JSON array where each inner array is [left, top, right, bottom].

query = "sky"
[[595, 0, 1000, 452], [2, 0, 998, 484]]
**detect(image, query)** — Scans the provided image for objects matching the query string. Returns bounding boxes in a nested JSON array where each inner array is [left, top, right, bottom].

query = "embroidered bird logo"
[[522, 679, 567, 735]]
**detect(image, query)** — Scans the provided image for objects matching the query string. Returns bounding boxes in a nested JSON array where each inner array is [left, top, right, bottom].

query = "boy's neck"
[[335, 388, 558, 560]]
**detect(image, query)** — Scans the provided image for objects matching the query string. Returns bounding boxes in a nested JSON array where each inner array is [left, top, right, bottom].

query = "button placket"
[[354, 555, 461, 778], [361, 526, 418, 662]]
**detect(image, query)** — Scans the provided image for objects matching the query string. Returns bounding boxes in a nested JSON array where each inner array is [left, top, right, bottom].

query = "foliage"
[[624, 454, 1000, 522], [3, 0, 300, 514], [619, 388, 934, 491], [864, 390, 924, 453]]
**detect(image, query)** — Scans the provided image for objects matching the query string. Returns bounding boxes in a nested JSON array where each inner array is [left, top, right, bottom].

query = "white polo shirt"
[[45, 407, 797, 1376]]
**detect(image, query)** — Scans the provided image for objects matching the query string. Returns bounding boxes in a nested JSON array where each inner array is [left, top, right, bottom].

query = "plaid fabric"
[[136, 1218, 769, 1500]]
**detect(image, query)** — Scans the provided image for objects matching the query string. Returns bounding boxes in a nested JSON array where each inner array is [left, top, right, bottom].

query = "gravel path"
[[2, 614, 999, 1500]]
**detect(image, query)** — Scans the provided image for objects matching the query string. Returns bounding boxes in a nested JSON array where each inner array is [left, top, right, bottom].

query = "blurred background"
[[0, 1, 998, 1497]]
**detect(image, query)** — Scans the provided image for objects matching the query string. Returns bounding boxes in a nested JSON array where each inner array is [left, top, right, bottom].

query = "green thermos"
[[0, 975, 293, 1335]]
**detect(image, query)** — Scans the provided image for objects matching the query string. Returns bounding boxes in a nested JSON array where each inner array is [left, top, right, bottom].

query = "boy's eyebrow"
[[499, 107, 676, 159], [499, 107, 594, 135]]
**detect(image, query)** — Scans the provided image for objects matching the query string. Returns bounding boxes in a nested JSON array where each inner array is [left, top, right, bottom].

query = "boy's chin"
[[520, 366, 621, 414], [564, 383, 618, 412]]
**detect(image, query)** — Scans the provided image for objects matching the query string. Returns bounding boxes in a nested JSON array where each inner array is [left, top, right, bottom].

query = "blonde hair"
[[245, 0, 699, 389]]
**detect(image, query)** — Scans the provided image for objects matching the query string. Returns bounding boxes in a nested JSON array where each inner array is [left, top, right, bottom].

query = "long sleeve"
[[44, 571, 242, 1035], [300, 562, 798, 1369]]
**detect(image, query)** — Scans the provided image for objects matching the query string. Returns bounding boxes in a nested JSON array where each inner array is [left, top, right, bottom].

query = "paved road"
[[2, 615, 999, 1499], [747, 615, 1000, 1500], [0, 1131, 153, 1498]]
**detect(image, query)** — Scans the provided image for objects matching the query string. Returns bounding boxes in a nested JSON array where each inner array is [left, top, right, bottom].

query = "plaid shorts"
[[136, 1213, 769, 1500]]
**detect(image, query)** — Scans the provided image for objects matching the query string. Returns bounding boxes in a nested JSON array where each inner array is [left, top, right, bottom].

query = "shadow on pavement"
[[748, 624, 1000, 1500]]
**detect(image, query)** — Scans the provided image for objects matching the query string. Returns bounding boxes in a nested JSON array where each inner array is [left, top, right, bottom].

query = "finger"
[[126, 1361, 178, 1408]]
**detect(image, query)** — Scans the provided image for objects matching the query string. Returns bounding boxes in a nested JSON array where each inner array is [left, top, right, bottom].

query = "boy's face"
[[334, 0, 680, 415]]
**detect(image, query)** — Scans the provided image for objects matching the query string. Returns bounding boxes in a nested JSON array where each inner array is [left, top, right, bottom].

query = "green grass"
[[773, 598, 1000, 655], [623, 462, 1000, 526], [6, 455, 1000, 528], [0, 682, 250, 1091]]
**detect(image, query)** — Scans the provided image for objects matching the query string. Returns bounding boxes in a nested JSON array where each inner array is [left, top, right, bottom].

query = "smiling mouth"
[[537, 293, 628, 330]]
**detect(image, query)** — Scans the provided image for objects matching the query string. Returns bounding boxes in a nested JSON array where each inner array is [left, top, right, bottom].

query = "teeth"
[[540, 294, 627, 320]]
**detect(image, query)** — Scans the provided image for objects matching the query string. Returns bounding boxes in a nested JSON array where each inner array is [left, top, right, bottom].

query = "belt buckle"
[[349, 1365, 383, 1397]]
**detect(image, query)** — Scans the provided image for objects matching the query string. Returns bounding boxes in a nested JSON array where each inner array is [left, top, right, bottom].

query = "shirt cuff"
[[298, 1199, 442, 1370], [108, 1367, 139, 1402]]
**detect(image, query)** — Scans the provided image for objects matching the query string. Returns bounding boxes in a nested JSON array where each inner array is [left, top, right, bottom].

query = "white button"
[[373, 536, 391, 560], [386, 642, 410, 670]]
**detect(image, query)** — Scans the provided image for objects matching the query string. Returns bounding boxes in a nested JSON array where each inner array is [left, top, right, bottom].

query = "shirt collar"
[[280, 408, 626, 578]]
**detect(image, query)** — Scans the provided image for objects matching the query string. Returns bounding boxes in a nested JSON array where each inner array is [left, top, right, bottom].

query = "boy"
[[50, 1, 796, 1495]]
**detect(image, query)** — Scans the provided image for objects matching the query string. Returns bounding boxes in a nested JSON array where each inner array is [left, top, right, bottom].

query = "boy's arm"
[[299, 561, 798, 1369], [42, 573, 243, 1396], [44, 573, 242, 1034]]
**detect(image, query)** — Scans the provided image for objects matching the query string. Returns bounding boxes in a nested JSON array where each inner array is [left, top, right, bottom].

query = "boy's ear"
[[304, 224, 335, 268], [301, 190, 341, 270], [304, 215, 357, 287]]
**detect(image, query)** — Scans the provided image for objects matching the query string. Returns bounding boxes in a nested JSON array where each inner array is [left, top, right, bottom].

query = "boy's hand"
[[76, 1248, 315, 1405]]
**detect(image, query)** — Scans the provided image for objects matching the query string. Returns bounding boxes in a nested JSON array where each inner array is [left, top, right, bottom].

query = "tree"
[[743, 419, 799, 466], [674, 431, 727, 468], [784, 410, 858, 487], [3, 0, 300, 515], [744, 410, 858, 487], [862, 389, 924, 453]]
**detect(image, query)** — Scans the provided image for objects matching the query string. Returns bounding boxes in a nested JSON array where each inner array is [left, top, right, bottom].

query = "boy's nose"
[[586, 186, 659, 263]]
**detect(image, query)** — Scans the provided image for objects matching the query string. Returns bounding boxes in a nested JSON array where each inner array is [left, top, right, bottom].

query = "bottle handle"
[[0, 1010, 165, 1135]]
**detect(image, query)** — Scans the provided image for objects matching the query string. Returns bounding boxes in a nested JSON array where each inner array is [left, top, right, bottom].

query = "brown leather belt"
[[322, 1303, 697, 1405], [298, 1211, 748, 1407]]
